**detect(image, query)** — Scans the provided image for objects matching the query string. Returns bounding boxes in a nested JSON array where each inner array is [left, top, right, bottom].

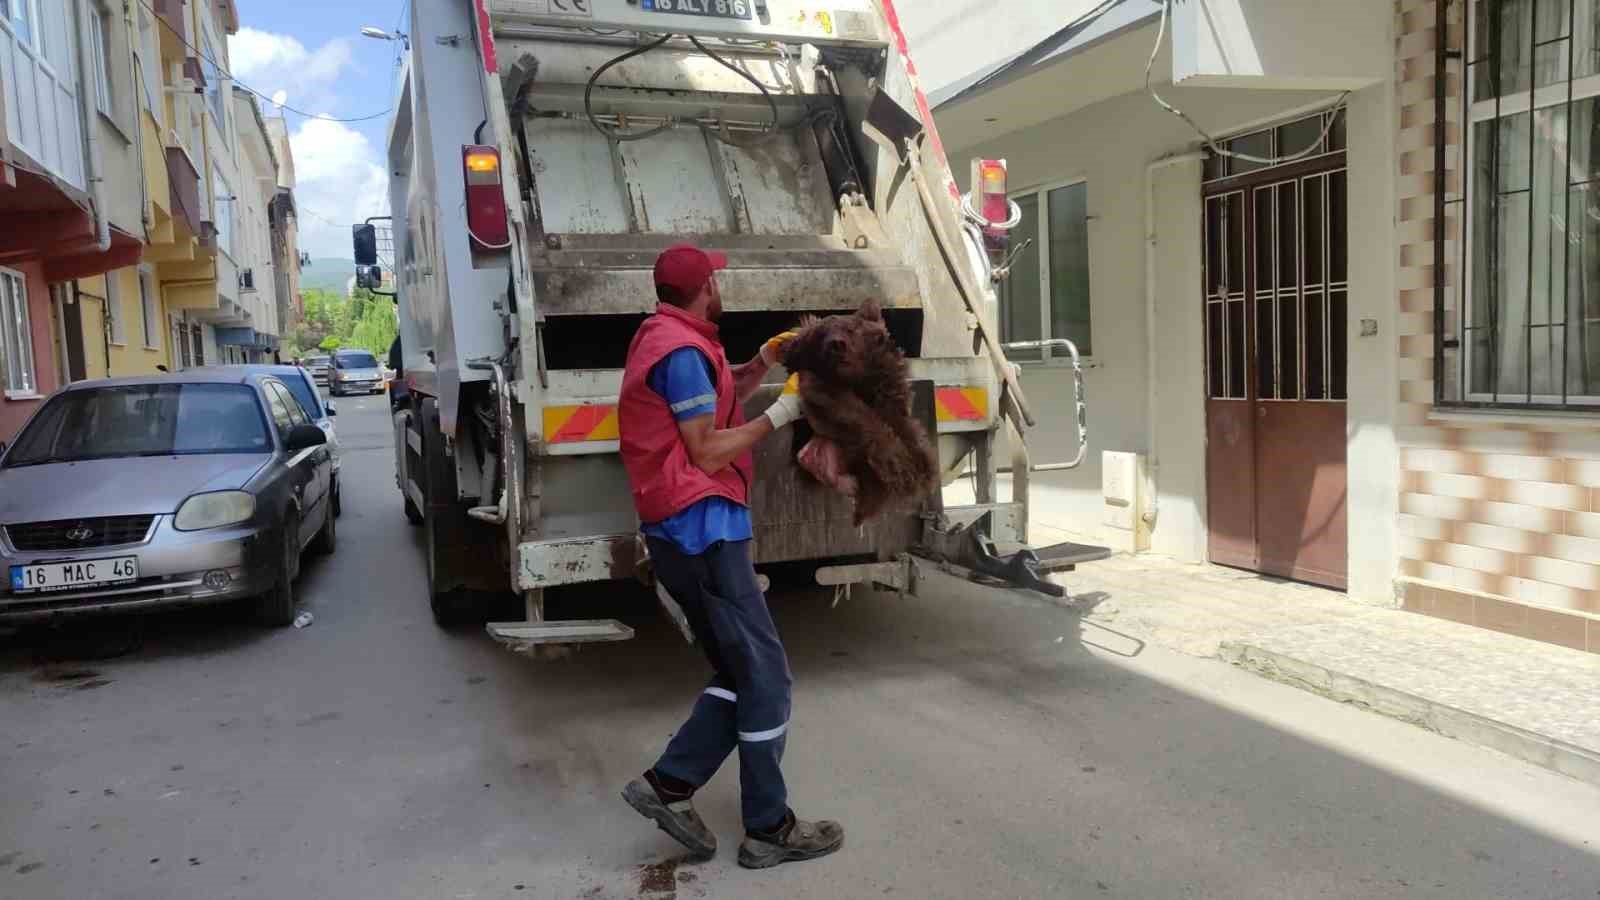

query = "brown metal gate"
[[1203, 154, 1348, 590]]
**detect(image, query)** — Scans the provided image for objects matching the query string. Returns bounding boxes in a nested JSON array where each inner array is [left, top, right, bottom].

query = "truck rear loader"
[[358, 0, 1104, 650]]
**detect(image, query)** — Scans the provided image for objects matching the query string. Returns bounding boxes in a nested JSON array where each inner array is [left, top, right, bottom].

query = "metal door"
[[1203, 160, 1348, 590], [53, 284, 86, 383]]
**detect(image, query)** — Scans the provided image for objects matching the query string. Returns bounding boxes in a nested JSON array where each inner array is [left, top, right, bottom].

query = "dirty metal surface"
[[528, 263, 923, 315]]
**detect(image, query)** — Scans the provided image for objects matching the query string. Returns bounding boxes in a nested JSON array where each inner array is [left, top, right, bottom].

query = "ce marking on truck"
[[547, 0, 592, 16]]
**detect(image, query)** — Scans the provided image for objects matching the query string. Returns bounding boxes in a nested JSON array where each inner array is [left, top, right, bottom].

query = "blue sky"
[[231, 0, 410, 260]]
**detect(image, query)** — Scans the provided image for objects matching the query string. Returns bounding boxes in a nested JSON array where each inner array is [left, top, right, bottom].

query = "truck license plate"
[[642, 0, 755, 20], [9, 557, 139, 594]]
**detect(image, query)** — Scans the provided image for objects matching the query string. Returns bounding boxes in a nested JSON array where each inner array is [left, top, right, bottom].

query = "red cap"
[[653, 244, 728, 300]]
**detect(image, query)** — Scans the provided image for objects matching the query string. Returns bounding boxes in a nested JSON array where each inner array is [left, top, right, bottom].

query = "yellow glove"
[[782, 373, 800, 395], [760, 330, 799, 367]]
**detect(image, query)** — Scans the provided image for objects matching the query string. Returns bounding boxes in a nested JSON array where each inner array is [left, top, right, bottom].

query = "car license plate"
[[9, 557, 139, 594], [642, 0, 754, 20]]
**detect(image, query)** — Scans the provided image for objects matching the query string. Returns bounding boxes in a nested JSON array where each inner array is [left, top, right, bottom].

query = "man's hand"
[[763, 375, 803, 429], [759, 330, 799, 368]]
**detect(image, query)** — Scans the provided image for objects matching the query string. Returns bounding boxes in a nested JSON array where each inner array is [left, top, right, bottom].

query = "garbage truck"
[[357, 0, 1103, 650]]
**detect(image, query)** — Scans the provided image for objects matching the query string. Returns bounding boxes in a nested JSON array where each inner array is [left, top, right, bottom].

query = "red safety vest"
[[619, 303, 751, 523]]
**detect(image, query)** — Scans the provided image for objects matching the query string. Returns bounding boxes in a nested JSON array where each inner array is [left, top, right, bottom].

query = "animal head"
[[779, 300, 895, 384]]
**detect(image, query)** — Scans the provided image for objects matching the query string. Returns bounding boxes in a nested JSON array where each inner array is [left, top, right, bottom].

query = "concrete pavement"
[[1, 396, 1598, 899]]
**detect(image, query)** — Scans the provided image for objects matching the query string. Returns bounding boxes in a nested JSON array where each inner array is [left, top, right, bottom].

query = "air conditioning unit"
[[238, 269, 255, 290]]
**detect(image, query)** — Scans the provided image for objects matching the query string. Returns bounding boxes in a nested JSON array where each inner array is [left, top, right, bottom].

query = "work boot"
[[621, 776, 717, 860], [737, 811, 844, 869]]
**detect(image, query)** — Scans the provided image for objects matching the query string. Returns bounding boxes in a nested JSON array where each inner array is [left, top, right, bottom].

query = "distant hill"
[[300, 258, 358, 294]]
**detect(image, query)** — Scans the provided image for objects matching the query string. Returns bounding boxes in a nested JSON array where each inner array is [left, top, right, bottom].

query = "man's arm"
[[729, 329, 798, 406], [677, 412, 775, 474], [730, 357, 769, 406]]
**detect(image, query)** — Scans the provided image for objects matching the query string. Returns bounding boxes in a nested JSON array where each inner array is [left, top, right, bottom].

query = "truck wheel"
[[419, 396, 487, 628]]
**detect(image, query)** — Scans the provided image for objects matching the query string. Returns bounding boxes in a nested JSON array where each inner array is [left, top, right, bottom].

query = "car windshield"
[[278, 373, 323, 419], [336, 352, 379, 369], [306, 356, 330, 368], [4, 384, 271, 466]]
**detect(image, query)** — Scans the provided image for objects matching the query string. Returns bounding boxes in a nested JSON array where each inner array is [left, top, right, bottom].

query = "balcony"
[[153, 0, 190, 57], [164, 147, 203, 239]]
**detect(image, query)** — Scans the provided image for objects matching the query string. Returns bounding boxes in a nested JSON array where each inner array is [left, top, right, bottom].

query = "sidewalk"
[[943, 477, 1600, 785]]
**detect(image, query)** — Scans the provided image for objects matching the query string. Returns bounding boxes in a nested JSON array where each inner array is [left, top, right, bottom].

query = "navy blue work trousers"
[[647, 536, 792, 833]]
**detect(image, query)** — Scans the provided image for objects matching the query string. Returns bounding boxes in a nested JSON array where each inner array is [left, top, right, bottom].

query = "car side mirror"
[[286, 423, 327, 452]]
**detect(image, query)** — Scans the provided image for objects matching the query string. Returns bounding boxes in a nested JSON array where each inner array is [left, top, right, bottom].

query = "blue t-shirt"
[[640, 347, 753, 555]]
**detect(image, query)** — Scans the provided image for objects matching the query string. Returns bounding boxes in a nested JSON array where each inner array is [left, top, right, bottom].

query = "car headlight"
[[174, 491, 256, 531]]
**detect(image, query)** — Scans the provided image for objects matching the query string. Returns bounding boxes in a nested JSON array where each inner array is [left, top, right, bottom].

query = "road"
[[1, 396, 1598, 899]]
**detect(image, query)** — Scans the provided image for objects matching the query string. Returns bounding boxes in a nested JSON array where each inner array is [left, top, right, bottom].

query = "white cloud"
[[287, 117, 389, 260], [229, 28, 355, 113]]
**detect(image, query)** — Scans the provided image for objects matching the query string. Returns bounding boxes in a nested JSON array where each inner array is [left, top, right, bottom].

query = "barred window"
[[1456, 0, 1600, 407]]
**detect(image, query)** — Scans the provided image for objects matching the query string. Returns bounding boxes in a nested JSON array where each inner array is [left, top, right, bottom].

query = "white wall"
[[1171, 0, 1390, 90], [891, 0, 1118, 98], [945, 81, 1391, 573]]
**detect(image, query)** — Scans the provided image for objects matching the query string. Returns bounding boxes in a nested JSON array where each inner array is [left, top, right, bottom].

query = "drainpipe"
[[123, 0, 153, 241], [72, 0, 111, 252], [1143, 151, 1207, 533]]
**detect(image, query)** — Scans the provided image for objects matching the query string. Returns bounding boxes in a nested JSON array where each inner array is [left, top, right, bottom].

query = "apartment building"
[[897, 0, 1600, 649], [222, 85, 282, 363], [0, 0, 145, 440], [263, 116, 302, 339]]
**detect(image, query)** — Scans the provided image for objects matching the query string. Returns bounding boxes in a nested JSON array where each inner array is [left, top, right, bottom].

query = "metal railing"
[[1001, 339, 1088, 471]]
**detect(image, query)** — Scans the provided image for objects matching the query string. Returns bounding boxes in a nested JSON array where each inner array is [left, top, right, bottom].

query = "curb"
[[1219, 640, 1600, 788]]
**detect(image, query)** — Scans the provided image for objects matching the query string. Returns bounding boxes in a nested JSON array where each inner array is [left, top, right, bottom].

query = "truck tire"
[[418, 396, 487, 627]]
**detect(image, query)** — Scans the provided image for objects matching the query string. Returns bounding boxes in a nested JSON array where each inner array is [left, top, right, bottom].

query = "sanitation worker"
[[617, 243, 844, 869]]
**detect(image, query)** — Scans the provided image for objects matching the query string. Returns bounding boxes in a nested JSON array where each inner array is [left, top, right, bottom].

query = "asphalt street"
[[1, 395, 1597, 899]]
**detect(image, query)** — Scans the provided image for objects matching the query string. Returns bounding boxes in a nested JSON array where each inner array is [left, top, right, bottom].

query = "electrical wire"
[[961, 0, 1125, 100], [136, 0, 394, 124], [582, 32, 783, 144], [584, 32, 678, 142], [687, 34, 779, 145], [1145, 0, 1348, 165]]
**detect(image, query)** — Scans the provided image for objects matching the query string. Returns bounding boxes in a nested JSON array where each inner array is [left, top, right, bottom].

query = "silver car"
[[0, 372, 336, 626], [303, 355, 332, 388], [192, 364, 343, 517], [329, 349, 385, 396]]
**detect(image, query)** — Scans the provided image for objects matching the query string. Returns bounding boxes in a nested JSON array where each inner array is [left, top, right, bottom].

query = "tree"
[[319, 335, 343, 351]]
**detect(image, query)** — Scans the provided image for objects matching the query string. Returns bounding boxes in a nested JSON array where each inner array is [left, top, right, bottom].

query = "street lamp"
[[360, 26, 410, 50]]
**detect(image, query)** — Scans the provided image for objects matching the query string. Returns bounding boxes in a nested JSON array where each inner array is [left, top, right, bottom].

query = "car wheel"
[[332, 476, 343, 518], [312, 501, 337, 555], [255, 519, 299, 626]]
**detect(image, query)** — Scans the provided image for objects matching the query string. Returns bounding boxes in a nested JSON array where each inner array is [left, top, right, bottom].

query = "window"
[[1452, 0, 1600, 407], [1, 269, 39, 396], [998, 181, 1092, 361], [104, 273, 125, 345], [262, 381, 295, 436], [203, 31, 226, 126], [5, 384, 271, 464], [134, 8, 161, 121], [138, 266, 159, 349], [89, 3, 114, 117], [191, 324, 205, 366], [212, 167, 234, 257]]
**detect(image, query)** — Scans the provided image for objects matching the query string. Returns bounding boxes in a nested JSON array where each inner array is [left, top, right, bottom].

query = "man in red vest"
[[618, 244, 844, 869]]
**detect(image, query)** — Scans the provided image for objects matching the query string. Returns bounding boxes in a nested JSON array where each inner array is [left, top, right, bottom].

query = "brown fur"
[[779, 300, 939, 525]]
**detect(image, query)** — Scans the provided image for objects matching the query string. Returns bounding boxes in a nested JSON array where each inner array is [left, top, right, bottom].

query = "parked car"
[[192, 364, 342, 518], [303, 355, 332, 388], [0, 372, 336, 626], [329, 349, 385, 396]]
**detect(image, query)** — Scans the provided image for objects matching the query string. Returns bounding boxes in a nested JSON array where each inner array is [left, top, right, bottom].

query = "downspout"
[[73, 0, 111, 252], [1143, 151, 1207, 533], [123, 0, 153, 241]]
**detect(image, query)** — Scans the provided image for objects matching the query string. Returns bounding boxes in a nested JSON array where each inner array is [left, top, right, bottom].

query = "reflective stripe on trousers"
[[648, 536, 793, 832]]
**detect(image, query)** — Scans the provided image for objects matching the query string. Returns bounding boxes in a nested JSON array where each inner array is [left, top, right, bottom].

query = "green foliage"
[[289, 286, 397, 359]]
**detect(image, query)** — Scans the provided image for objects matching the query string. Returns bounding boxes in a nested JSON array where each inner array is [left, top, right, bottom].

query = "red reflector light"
[[975, 158, 1010, 235], [462, 144, 509, 251]]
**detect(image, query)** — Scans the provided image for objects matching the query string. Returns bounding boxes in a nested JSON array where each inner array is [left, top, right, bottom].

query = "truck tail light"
[[462, 145, 510, 252], [974, 158, 1011, 237]]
